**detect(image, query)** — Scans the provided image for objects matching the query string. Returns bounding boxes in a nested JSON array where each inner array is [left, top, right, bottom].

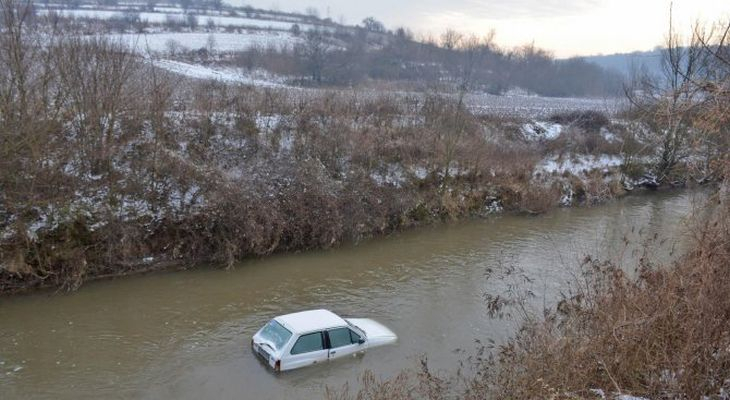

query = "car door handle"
[[330, 351, 336, 355]]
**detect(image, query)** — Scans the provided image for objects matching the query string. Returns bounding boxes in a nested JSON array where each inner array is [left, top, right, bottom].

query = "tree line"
[[231, 22, 624, 98]]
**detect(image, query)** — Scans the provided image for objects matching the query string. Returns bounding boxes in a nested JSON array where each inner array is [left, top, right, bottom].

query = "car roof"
[[274, 309, 347, 334]]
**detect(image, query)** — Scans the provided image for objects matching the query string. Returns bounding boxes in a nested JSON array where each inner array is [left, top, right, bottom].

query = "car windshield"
[[259, 320, 292, 350], [346, 321, 366, 338]]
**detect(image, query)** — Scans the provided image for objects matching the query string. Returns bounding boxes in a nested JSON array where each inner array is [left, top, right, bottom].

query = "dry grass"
[[488, 195, 730, 398]]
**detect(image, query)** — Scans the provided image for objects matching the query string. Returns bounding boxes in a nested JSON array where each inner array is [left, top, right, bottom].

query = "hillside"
[[584, 49, 664, 78], [33, 1, 624, 98]]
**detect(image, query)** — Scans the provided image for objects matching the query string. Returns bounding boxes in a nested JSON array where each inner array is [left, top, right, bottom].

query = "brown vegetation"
[[1, 1, 723, 294], [483, 197, 729, 399], [625, 16, 729, 185], [1, 0, 596, 293]]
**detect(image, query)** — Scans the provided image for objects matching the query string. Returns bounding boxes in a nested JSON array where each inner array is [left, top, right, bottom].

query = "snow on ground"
[[536, 154, 624, 175], [502, 87, 539, 97], [590, 389, 650, 400], [37, 9, 318, 31], [412, 166, 429, 180], [468, 92, 623, 119], [370, 164, 408, 187], [522, 121, 563, 141], [601, 127, 621, 142], [115, 31, 303, 53], [153, 60, 288, 87]]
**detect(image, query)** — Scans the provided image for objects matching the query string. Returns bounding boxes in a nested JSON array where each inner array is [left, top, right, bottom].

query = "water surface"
[[0, 190, 703, 399]]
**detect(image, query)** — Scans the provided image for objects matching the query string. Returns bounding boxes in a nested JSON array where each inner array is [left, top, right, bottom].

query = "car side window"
[[328, 328, 354, 348], [349, 329, 362, 343], [290, 332, 324, 355]]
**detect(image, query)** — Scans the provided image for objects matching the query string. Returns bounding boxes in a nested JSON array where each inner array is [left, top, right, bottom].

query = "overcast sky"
[[232, 0, 730, 57]]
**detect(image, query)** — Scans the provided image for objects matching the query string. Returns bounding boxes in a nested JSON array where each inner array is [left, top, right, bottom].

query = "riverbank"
[[0, 88, 714, 295], [0, 170, 701, 296]]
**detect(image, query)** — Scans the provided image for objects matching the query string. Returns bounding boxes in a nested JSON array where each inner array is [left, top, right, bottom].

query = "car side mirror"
[[358, 338, 365, 345]]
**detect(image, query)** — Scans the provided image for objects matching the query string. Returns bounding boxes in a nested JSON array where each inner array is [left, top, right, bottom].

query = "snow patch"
[[560, 183, 574, 206], [601, 127, 620, 143], [371, 164, 407, 187], [503, 87, 539, 97], [115, 31, 303, 54], [154, 60, 288, 87], [522, 121, 563, 141], [412, 167, 429, 180], [38, 9, 318, 31], [590, 389, 649, 400], [536, 154, 623, 175], [485, 197, 503, 214]]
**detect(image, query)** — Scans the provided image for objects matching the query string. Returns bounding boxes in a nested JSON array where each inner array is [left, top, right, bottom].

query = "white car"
[[251, 309, 397, 372]]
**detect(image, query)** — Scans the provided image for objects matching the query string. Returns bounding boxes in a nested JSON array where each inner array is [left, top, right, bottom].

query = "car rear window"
[[259, 320, 292, 350]]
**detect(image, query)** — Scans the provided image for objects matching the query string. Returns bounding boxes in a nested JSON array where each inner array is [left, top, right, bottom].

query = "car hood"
[[346, 318, 397, 347]]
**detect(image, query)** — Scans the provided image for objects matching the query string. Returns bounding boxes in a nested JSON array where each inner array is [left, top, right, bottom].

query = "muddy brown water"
[[0, 190, 705, 399]]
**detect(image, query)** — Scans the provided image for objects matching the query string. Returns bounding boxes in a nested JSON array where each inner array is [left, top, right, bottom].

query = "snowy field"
[[153, 60, 288, 87], [36, 9, 320, 31], [34, 7, 623, 119], [115, 31, 303, 53], [467, 92, 623, 119], [149, 59, 623, 118]]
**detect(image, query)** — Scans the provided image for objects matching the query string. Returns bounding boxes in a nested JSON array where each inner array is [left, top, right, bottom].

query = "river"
[[0, 190, 705, 399]]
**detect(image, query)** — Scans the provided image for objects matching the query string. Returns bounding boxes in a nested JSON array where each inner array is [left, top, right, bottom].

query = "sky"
[[234, 0, 730, 57]]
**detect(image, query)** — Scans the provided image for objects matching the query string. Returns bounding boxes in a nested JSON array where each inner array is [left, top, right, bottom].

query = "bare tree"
[[186, 13, 198, 30], [206, 33, 217, 59], [691, 20, 730, 181], [424, 31, 498, 189], [290, 23, 301, 36], [457, 33, 495, 93], [625, 9, 713, 183], [300, 28, 330, 84], [440, 29, 463, 51], [361, 16, 385, 33]]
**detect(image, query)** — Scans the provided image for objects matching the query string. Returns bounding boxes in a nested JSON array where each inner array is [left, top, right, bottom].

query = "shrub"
[[549, 110, 610, 133]]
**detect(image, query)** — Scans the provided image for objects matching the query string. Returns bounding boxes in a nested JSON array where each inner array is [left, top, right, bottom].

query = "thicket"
[[624, 19, 730, 185], [227, 29, 623, 98]]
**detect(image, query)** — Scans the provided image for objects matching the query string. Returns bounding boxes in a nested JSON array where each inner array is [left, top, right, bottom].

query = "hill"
[[34, 0, 624, 98], [584, 49, 664, 78]]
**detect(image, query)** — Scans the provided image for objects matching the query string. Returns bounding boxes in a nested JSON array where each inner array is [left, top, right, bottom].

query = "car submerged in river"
[[251, 309, 397, 372]]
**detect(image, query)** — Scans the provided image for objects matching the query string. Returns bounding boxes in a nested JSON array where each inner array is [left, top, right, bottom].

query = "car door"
[[285, 331, 329, 370], [326, 327, 364, 360]]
